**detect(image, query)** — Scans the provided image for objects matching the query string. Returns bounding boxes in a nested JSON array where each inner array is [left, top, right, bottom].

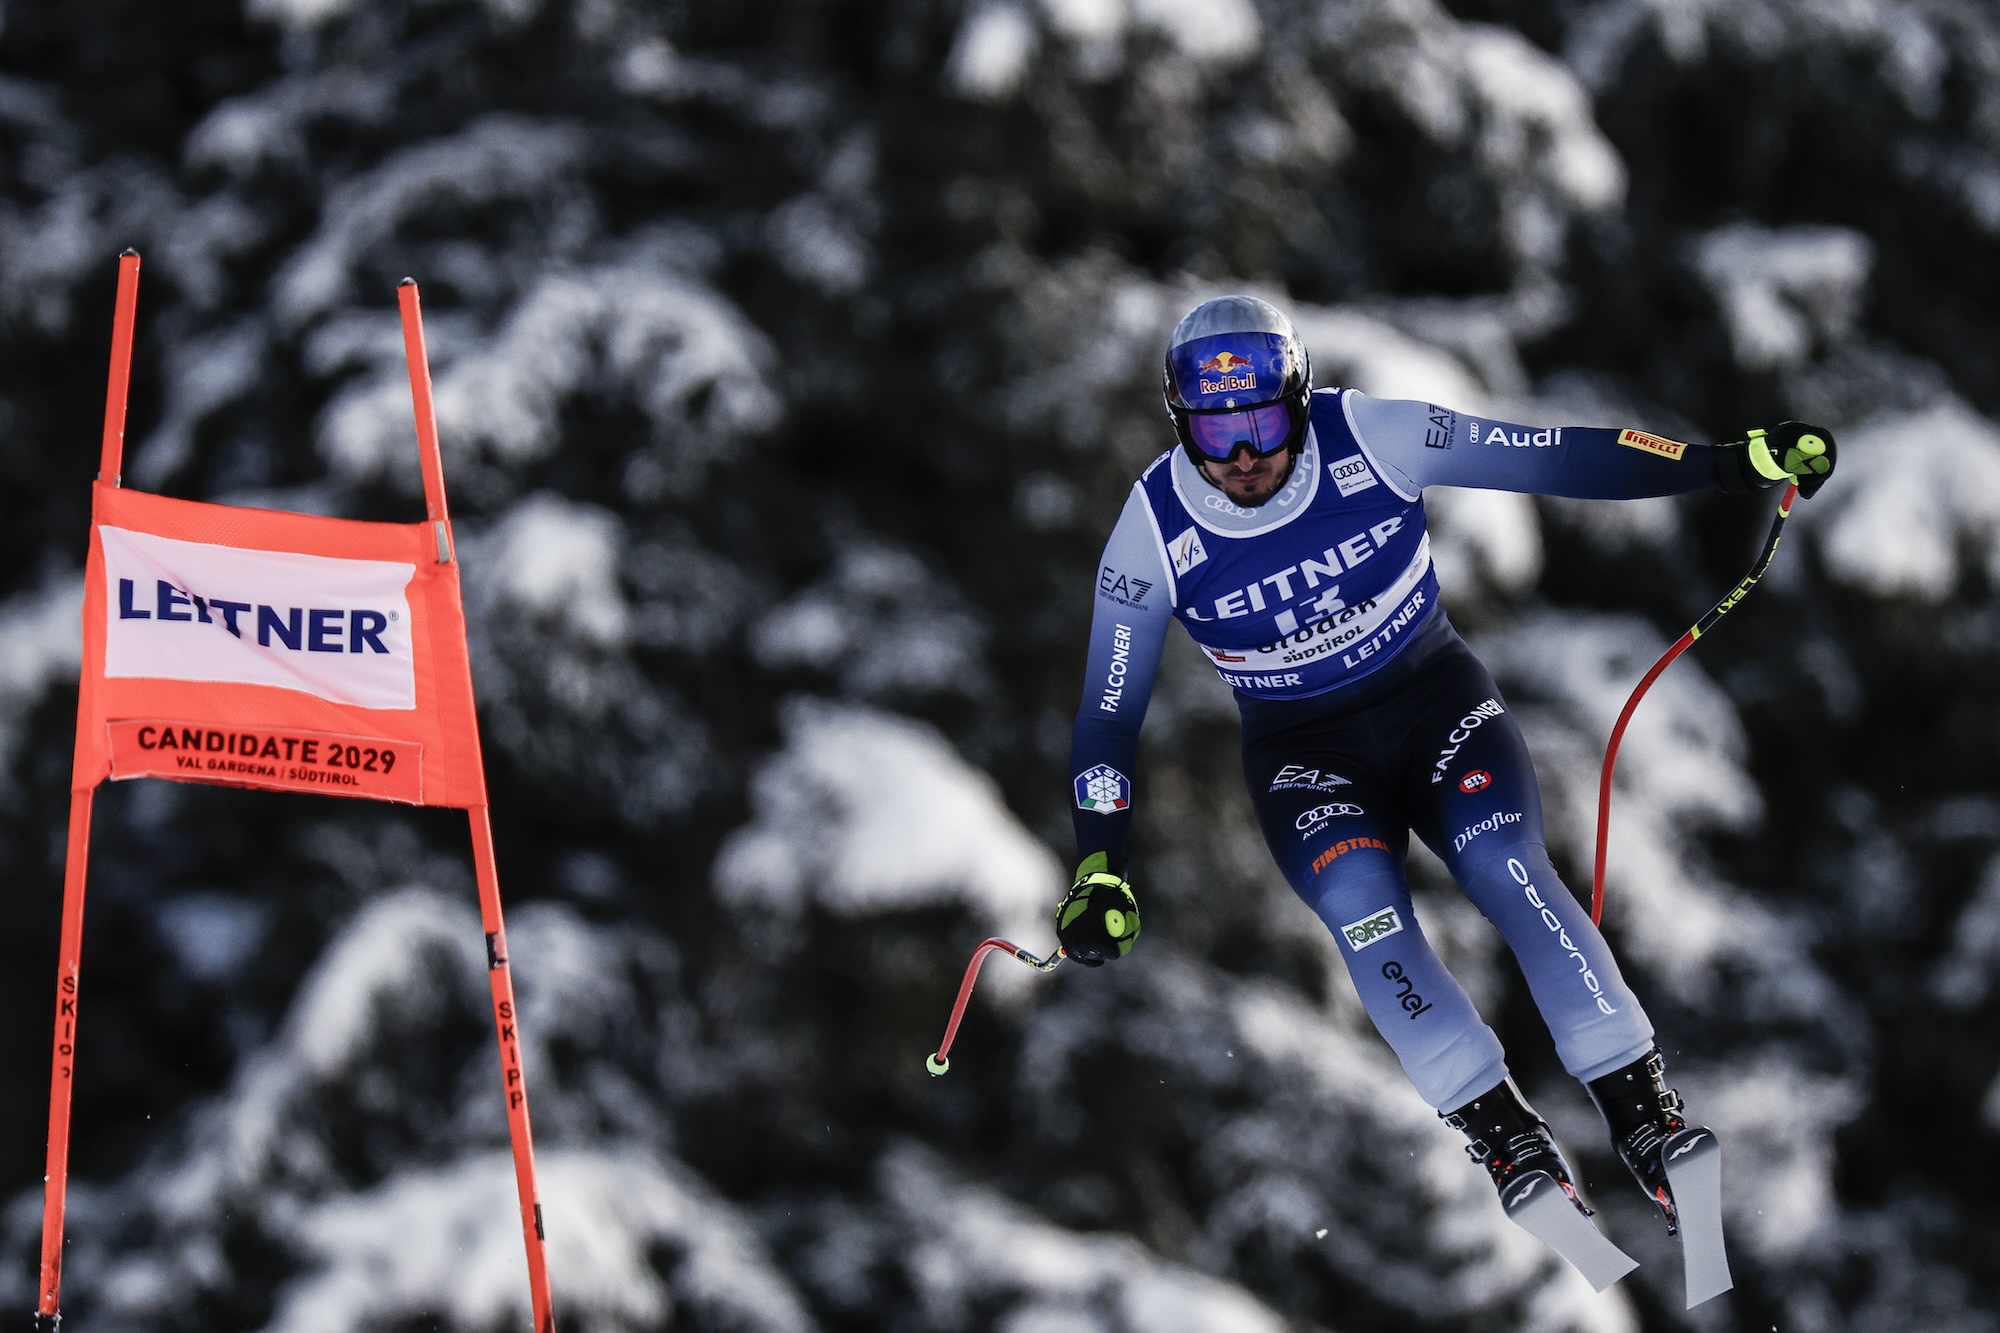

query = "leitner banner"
[[72, 483, 487, 809]]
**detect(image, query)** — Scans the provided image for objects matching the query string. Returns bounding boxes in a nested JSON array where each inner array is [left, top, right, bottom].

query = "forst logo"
[[1340, 906, 1403, 951], [1197, 349, 1257, 395]]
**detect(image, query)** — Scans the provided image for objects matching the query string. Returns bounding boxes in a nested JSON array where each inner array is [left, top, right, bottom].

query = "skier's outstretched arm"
[[1344, 391, 1835, 501], [1063, 483, 1172, 963]]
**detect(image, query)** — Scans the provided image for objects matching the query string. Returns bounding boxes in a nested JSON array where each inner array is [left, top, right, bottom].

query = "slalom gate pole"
[[1591, 481, 1799, 927], [469, 810, 556, 1332], [35, 795, 96, 1332], [399, 280, 557, 1333], [36, 248, 141, 1331], [926, 938, 1063, 1076]]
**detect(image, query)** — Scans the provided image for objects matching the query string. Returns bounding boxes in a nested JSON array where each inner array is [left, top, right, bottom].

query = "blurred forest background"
[[0, 0, 1995, 1329]]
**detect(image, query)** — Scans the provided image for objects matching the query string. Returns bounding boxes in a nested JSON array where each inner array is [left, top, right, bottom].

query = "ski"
[[1499, 1170, 1639, 1292], [1661, 1126, 1731, 1308]]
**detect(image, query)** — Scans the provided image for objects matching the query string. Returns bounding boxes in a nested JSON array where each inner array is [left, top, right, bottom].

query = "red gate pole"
[[36, 793, 97, 1332], [469, 807, 557, 1332], [398, 278, 557, 1333], [37, 247, 141, 1332]]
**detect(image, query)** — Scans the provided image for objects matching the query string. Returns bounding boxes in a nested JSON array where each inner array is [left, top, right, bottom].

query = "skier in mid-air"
[[1055, 295, 1834, 1297]]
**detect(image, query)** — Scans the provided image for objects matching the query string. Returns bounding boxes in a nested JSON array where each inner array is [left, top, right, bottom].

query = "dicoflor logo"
[[100, 525, 416, 710], [1453, 810, 1522, 853], [1340, 906, 1403, 951]]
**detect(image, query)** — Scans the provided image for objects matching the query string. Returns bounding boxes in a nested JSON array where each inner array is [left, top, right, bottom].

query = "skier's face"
[[1197, 445, 1293, 506]]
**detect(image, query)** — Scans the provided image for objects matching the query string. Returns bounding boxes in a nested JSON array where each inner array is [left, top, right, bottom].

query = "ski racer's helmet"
[[1161, 295, 1312, 465]]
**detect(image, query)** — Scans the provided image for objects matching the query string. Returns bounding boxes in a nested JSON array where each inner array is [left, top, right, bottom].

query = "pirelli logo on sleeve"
[[1617, 428, 1690, 461]]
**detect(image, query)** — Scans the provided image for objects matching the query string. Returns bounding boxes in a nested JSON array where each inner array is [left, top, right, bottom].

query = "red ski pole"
[[1592, 482, 1798, 926], [926, 938, 1063, 1075]]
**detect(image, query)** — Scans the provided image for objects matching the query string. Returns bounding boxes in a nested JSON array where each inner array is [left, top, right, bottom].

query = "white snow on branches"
[[751, 535, 992, 701], [271, 1148, 811, 1333], [880, 1141, 1288, 1333], [1318, 12, 1625, 267], [1802, 399, 2000, 600], [950, 5, 1040, 99], [276, 115, 587, 326], [715, 698, 1061, 961], [0, 573, 81, 793], [461, 493, 629, 648], [1, 888, 810, 1328], [319, 247, 778, 489], [1692, 223, 1873, 372], [1684, 1059, 1861, 1261]]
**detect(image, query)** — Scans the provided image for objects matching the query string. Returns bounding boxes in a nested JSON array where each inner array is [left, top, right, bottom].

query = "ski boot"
[[1444, 1079, 1637, 1290], [1586, 1049, 1732, 1307]]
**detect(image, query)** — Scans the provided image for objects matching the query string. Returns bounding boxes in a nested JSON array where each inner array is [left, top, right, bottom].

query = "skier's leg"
[[1408, 649, 1732, 1288], [1242, 747, 1506, 1112], [1412, 676, 1656, 1084]]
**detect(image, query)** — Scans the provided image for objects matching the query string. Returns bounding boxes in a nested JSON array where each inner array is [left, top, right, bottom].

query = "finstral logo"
[[100, 526, 417, 710]]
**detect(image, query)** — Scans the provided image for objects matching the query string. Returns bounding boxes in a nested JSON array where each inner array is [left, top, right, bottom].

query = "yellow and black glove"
[[1056, 852, 1141, 966], [1716, 421, 1836, 498]]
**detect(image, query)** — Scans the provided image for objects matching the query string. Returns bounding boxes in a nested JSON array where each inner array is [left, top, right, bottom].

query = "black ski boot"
[[1588, 1049, 1735, 1306], [1586, 1048, 1691, 1230], [1446, 1077, 1640, 1290], [1442, 1078, 1591, 1215]]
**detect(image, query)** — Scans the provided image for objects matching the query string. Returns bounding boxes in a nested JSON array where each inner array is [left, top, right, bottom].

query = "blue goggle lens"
[[1185, 401, 1294, 461]]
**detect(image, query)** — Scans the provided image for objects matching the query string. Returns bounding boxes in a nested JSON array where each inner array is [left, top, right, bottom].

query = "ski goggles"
[[1177, 398, 1299, 463]]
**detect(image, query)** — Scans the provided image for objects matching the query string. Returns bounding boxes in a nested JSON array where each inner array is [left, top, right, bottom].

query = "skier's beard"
[[1198, 449, 1295, 506]]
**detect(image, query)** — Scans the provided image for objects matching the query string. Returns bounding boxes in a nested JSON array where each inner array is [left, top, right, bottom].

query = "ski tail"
[[1499, 1170, 1639, 1292], [1662, 1126, 1731, 1308]]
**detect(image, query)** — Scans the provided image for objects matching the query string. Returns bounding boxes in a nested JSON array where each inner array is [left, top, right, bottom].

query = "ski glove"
[[1715, 421, 1837, 498], [1057, 852, 1141, 966]]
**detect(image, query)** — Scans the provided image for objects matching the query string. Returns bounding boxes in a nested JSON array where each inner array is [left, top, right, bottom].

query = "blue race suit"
[[1070, 389, 1722, 1110]]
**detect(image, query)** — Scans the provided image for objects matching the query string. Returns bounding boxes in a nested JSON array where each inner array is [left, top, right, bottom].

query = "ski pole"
[[1592, 480, 1799, 927], [926, 938, 1063, 1075]]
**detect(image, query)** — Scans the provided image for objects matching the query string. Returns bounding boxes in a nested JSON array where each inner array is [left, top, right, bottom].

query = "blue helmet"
[[1161, 295, 1312, 464]]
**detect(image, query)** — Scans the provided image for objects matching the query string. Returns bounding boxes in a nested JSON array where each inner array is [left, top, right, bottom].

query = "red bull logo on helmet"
[[1197, 350, 1258, 395]]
